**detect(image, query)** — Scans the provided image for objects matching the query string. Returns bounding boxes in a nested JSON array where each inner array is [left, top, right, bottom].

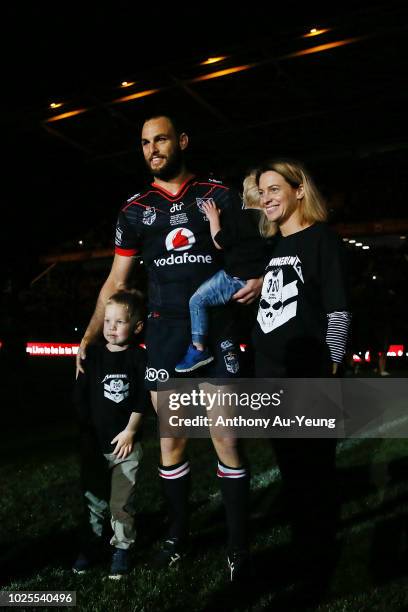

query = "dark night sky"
[[2, 0, 406, 277]]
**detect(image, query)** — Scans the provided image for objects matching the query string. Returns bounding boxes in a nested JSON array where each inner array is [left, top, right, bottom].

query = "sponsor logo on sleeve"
[[115, 226, 123, 244], [145, 367, 169, 382], [220, 340, 234, 351], [224, 351, 239, 374], [127, 192, 141, 203]]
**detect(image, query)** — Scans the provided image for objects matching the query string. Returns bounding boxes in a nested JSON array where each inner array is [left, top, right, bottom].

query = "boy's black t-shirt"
[[253, 223, 348, 372], [74, 345, 149, 453]]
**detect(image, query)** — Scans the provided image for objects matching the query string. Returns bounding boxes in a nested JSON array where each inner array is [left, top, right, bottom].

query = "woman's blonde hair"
[[254, 159, 327, 237]]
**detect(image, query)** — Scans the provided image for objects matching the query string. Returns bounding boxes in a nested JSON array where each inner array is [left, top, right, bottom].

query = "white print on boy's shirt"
[[257, 256, 304, 334], [103, 376, 130, 403]]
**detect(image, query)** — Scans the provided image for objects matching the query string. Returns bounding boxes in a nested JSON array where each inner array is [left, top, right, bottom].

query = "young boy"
[[175, 188, 266, 373], [72, 290, 149, 579]]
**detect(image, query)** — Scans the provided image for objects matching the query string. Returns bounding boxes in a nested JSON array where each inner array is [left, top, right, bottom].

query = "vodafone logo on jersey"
[[165, 228, 196, 252], [154, 227, 213, 267]]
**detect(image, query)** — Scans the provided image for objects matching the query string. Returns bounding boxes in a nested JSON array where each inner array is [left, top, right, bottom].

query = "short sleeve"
[[114, 206, 142, 257], [319, 228, 349, 313]]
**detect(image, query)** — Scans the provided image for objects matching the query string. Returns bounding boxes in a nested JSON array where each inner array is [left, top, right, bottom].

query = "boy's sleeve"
[[213, 188, 242, 249]]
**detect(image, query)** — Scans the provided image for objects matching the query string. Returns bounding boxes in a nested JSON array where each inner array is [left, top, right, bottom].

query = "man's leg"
[[211, 435, 250, 558], [151, 391, 190, 566]]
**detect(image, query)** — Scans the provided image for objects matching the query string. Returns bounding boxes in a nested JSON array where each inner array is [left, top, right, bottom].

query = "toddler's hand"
[[111, 429, 134, 459], [202, 201, 220, 222]]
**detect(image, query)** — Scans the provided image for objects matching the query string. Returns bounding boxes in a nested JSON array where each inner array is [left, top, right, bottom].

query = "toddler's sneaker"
[[72, 552, 93, 574], [109, 548, 130, 580], [175, 344, 214, 373]]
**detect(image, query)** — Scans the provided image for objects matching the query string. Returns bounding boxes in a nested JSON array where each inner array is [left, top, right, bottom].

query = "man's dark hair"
[[141, 113, 187, 137]]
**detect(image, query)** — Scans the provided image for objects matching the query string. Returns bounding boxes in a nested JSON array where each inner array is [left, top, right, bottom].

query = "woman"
[[252, 159, 351, 560]]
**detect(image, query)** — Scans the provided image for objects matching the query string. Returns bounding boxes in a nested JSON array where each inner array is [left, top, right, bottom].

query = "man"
[[77, 114, 262, 580]]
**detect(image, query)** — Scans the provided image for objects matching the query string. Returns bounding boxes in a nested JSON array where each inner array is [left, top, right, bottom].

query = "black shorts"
[[255, 350, 332, 378], [144, 310, 242, 391]]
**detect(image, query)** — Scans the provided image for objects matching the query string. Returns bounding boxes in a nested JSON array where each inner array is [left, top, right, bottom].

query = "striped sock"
[[159, 461, 191, 540], [217, 461, 249, 552]]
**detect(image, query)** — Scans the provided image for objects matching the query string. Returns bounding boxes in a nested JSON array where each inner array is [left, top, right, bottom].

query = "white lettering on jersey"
[[170, 202, 184, 213], [154, 253, 213, 267], [127, 192, 141, 203]]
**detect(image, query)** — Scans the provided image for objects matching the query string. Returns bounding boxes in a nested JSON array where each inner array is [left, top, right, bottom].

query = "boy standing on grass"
[[72, 290, 149, 579]]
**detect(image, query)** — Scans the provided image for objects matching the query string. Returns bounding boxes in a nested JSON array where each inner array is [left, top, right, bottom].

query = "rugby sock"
[[217, 461, 249, 553], [159, 461, 191, 540]]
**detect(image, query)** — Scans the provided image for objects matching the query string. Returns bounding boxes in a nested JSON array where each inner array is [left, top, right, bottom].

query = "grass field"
[[1, 360, 408, 611]]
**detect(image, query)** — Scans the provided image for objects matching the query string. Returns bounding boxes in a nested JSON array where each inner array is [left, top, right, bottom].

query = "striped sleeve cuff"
[[326, 311, 352, 364]]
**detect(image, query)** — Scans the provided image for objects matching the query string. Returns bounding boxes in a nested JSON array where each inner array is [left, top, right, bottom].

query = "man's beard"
[[147, 147, 184, 181]]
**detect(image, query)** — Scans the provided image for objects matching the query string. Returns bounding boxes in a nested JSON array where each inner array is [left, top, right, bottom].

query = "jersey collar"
[[151, 174, 195, 199]]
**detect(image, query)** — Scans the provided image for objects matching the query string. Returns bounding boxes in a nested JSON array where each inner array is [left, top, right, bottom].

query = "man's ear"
[[296, 183, 304, 200], [179, 132, 189, 151]]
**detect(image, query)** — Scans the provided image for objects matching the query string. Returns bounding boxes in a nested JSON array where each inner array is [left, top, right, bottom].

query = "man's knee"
[[160, 437, 187, 465], [211, 436, 238, 453]]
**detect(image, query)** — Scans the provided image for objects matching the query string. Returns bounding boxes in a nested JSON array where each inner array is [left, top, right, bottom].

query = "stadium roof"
[[2, 1, 407, 260]]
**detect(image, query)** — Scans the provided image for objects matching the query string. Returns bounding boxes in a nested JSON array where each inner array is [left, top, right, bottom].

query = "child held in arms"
[[175, 174, 266, 373]]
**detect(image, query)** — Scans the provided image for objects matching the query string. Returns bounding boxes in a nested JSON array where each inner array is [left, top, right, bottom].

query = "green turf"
[[1, 419, 408, 611]]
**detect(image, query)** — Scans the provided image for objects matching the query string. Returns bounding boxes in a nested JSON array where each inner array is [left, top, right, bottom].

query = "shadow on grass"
[[203, 541, 341, 612]]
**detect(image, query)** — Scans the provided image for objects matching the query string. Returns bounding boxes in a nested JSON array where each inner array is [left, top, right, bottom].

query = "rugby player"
[[76, 115, 262, 580]]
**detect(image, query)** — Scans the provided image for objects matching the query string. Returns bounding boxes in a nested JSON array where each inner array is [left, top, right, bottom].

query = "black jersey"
[[253, 223, 348, 372], [74, 345, 149, 453], [115, 175, 245, 315]]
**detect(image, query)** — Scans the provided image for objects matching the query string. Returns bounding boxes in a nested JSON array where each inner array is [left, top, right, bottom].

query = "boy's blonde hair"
[[243, 172, 262, 210], [106, 289, 146, 324]]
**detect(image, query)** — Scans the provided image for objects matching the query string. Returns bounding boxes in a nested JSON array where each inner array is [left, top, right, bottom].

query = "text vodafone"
[[154, 253, 213, 266]]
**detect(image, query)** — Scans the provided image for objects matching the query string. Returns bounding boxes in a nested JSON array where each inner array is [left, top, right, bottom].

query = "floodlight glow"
[[200, 56, 227, 65], [303, 28, 331, 38]]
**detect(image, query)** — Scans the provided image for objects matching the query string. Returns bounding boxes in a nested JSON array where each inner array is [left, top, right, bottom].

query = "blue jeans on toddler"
[[190, 269, 246, 345]]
